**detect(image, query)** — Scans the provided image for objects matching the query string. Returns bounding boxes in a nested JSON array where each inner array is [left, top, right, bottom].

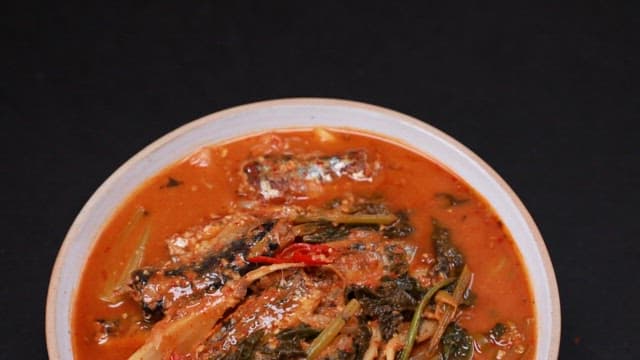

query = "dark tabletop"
[[3, 1, 638, 359]]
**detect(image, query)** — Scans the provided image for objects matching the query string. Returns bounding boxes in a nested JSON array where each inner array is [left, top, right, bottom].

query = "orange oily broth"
[[72, 129, 536, 359]]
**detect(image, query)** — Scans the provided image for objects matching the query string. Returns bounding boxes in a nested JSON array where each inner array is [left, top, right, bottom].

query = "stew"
[[72, 128, 536, 359]]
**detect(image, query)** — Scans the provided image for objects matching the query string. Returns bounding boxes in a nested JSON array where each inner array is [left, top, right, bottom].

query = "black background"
[[3, 1, 638, 359]]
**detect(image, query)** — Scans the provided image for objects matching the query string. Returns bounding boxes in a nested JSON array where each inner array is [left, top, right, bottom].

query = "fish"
[[242, 150, 378, 200]]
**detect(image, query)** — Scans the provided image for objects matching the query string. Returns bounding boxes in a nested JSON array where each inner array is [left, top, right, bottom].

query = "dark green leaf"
[[276, 324, 320, 342], [345, 274, 424, 341], [435, 193, 469, 207], [382, 211, 414, 239], [441, 324, 473, 360], [352, 318, 372, 360], [432, 219, 465, 277], [254, 325, 321, 360], [295, 221, 352, 243], [488, 323, 507, 342], [164, 177, 183, 188]]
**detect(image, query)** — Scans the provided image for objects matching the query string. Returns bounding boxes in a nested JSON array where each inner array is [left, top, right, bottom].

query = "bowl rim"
[[46, 97, 560, 359]]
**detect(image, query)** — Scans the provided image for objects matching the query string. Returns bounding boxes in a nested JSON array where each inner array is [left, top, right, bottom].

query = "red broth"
[[72, 129, 536, 359]]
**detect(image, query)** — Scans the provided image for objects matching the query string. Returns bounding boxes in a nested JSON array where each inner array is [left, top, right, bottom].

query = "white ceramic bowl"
[[46, 98, 561, 359]]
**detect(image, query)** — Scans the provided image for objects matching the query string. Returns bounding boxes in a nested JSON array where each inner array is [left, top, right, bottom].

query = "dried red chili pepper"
[[247, 243, 336, 266], [245, 255, 289, 264]]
